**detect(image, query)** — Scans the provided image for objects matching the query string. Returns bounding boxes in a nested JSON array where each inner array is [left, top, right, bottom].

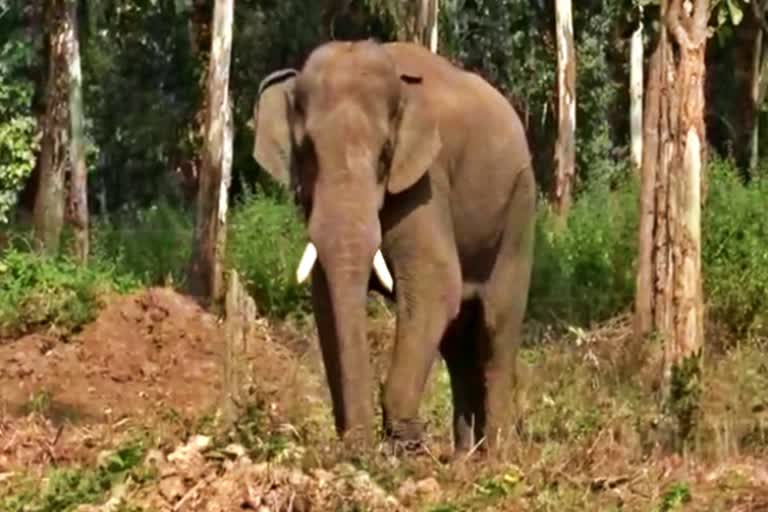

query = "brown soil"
[[0, 287, 332, 476], [0, 287, 224, 424], [2, 288, 768, 511]]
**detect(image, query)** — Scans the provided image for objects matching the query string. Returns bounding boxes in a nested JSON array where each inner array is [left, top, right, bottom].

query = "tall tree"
[[188, 0, 234, 302], [416, 0, 439, 52], [635, 0, 709, 448], [553, 0, 576, 219], [33, 0, 74, 255], [66, 0, 88, 262], [630, 5, 644, 173]]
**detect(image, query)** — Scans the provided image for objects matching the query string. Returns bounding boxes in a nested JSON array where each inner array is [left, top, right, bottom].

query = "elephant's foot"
[[339, 425, 375, 455], [381, 418, 426, 457]]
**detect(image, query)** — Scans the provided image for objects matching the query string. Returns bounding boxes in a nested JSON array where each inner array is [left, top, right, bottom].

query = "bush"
[[703, 157, 768, 335], [0, 244, 138, 337], [227, 188, 310, 318], [528, 156, 768, 335], [528, 177, 638, 327], [91, 202, 193, 286]]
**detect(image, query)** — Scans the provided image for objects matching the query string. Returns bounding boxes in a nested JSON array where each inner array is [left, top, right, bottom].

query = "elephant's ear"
[[387, 74, 442, 195], [251, 68, 298, 187]]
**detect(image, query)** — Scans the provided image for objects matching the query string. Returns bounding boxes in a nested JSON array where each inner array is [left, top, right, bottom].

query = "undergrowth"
[[0, 440, 150, 512], [1, 157, 765, 339], [0, 244, 138, 338], [226, 186, 310, 318], [90, 202, 193, 286]]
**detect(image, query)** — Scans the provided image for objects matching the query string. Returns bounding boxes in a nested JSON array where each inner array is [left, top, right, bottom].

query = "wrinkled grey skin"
[[251, 40, 535, 456]]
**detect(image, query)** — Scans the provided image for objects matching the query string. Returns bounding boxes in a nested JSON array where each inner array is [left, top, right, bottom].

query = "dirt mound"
[[0, 287, 224, 424]]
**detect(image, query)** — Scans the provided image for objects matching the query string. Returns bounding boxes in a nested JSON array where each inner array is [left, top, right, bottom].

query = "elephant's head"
[[251, 40, 441, 311]]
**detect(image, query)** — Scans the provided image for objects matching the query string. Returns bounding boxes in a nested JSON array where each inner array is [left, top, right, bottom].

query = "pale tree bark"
[[634, 0, 708, 449], [188, 0, 234, 303], [427, 0, 439, 53], [34, 0, 72, 255], [553, 0, 576, 220], [66, 0, 88, 263], [749, 0, 768, 174], [630, 9, 644, 173]]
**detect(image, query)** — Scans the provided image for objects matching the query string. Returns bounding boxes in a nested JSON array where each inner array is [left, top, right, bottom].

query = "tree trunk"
[[188, 0, 234, 303], [222, 270, 257, 425], [630, 13, 644, 173], [634, 0, 708, 450], [750, 1, 768, 174], [427, 0, 439, 53], [33, 0, 71, 255], [553, 0, 576, 220], [634, 44, 663, 337], [66, 0, 89, 263]]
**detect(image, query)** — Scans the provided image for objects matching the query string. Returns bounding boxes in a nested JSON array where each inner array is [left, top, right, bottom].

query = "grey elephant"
[[251, 40, 535, 456]]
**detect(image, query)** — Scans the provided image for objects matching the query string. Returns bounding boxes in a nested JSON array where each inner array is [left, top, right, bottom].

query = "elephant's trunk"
[[304, 202, 382, 442]]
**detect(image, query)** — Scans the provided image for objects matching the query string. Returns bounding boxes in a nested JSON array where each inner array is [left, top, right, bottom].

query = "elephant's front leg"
[[381, 245, 461, 449]]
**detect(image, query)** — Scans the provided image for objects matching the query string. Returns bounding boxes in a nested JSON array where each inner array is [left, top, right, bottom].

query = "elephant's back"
[[382, 42, 530, 173], [383, 43, 533, 287]]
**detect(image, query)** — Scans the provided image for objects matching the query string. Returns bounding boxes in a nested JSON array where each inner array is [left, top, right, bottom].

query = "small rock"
[[189, 434, 212, 452], [159, 475, 186, 502], [144, 448, 165, 467], [415, 477, 441, 498], [96, 450, 114, 468], [288, 469, 309, 487], [312, 468, 334, 488], [398, 477, 440, 504], [397, 478, 418, 502], [223, 443, 246, 459]]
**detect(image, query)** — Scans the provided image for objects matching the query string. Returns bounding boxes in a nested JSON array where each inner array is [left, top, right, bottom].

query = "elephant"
[[250, 39, 536, 456]]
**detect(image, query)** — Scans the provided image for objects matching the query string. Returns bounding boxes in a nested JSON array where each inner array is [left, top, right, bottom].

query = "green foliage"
[[660, 481, 692, 511], [91, 202, 193, 286], [227, 187, 310, 318], [440, 0, 631, 192], [0, 37, 38, 223], [82, 0, 203, 208], [0, 440, 148, 512], [703, 157, 768, 336], [528, 157, 768, 334], [529, 177, 639, 327], [0, 244, 138, 337]]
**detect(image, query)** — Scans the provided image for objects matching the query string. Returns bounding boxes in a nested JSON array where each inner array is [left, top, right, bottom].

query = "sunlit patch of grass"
[[0, 439, 151, 512]]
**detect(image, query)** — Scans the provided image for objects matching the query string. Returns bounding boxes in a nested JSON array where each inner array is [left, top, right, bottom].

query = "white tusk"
[[372, 249, 394, 292], [296, 243, 318, 284]]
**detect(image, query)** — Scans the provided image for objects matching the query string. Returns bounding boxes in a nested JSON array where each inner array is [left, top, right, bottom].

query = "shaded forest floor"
[[1, 287, 768, 511]]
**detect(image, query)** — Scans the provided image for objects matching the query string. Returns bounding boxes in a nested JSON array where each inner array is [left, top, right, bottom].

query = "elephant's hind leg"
[[478, 168, 536, 454], [439, 299, 487, 456]]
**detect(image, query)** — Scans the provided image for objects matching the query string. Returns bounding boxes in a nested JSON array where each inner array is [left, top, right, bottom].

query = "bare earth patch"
[[2, 289, 768, 510]]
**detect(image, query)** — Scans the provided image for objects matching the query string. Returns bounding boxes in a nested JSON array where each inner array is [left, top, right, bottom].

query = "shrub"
[[227, 188, 311, 318], [91, 202, 193, 286], [702, 157, 768, 335], [0, 243, 138, 337], [528, 156, 768, 335], [528, 177, 638, 327]]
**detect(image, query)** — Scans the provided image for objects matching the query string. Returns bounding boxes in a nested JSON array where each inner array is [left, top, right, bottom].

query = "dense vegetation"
[[0, 0, 766, 335]]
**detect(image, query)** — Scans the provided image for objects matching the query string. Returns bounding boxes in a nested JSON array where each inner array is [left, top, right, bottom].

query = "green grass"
[[0, 440, 150, 512], [0, 243, 139, 337]]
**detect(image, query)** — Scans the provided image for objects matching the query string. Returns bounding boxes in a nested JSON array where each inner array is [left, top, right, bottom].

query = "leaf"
[[727, 0, 744, 25], [718, 4, 729, 26]]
